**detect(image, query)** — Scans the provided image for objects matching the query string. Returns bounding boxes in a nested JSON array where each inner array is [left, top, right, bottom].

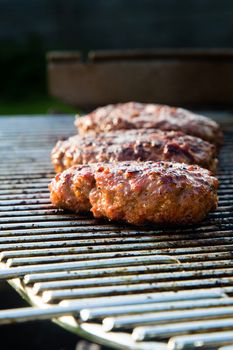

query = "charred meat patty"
[[51, 129, 217, 173], [75, 102, 223, 146], [49, 161, 218, 225]]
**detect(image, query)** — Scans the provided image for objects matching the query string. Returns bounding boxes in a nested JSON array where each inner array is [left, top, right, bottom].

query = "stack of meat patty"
[[49, 102, 222, 226]]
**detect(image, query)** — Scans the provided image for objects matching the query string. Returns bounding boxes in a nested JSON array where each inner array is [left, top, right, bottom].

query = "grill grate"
[[1, 116, 233, 349]]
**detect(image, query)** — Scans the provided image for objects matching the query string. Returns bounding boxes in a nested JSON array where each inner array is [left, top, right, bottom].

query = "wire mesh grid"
[[0, 115, 233, 350]]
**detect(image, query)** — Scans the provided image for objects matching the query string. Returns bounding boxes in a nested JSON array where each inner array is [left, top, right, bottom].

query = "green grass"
[[0, 96, 77, 115]]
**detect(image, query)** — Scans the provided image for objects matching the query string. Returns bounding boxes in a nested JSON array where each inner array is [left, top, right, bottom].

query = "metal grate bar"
[[0, 305, 79, 325], [168, 332, 233, 350], [81, 298, 233, 321], [0, 255, 178, 279], [103, 306, 233, 331], [22, 260, 233, 285], [2, 244, 233, 261], [59, 288, 229, 310], [134, 323, 233, 341], [31, 269, 233, 294], [42, 279, 233, 303], [7, 251, 173, 268]]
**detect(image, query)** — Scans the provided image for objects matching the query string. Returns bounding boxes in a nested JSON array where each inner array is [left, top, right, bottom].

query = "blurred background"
[[1, 0, 233, 114]]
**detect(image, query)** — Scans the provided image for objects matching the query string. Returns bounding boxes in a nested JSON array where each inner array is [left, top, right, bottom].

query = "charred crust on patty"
[[49, 161, 219, 226], [51, 129, 218, 173], [75, 102, 223, 146]]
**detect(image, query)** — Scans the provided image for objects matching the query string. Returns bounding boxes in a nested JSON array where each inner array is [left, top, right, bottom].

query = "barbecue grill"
[[1, 115, 233, 350]]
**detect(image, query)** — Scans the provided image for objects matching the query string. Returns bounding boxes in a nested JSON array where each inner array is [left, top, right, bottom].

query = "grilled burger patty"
[[75, 102, 223, 146], [49, 161, 218, 225], [51, 129, 217, 173]]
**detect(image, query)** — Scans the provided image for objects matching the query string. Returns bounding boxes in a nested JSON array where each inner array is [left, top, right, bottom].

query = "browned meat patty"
[[49, 161, 218, 225], [75, 102, 223, 146], [51, 129, 218, 173]]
